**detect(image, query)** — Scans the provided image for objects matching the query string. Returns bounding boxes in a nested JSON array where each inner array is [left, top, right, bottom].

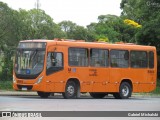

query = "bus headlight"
[[13, 75, 16, 83], [36, 76, 43, 84]]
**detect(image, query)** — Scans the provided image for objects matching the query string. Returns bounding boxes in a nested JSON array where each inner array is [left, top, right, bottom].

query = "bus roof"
[[20, 39, 156, 51]]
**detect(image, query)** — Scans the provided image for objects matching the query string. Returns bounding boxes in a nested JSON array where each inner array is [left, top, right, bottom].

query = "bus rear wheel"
[[113, 82, 132, 99], [62, 81, 77, 99], [37, 91, 50, 98], [90, 93, 106, 98]]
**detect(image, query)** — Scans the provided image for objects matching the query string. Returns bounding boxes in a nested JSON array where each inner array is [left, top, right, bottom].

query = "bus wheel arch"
[[113, 79, 132, 99], [121, 79, 133, 93], [62, 78, 80, 99]]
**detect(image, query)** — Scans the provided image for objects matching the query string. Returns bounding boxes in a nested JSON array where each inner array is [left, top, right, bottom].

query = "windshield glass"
[[14, 50, 45, 76]]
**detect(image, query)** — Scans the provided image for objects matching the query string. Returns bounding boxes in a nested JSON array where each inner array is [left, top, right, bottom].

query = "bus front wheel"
[[113, 82, 132, 99], [62, 81, 77, 99], [37, 91, 50, 98]]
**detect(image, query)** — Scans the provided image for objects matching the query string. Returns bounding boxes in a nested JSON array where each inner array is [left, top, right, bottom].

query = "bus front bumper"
[[13, 83, 42, 91]]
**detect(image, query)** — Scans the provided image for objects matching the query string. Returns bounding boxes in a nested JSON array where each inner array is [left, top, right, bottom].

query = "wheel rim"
[[67, 85, 75, 96], [122, 85, 129, 97]]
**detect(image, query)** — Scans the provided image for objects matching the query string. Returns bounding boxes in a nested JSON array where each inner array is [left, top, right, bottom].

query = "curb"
[[0, 90, 37, 96]]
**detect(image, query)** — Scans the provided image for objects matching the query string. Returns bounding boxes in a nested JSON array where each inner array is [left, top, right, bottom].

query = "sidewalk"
[[0, 90, 37, 96]]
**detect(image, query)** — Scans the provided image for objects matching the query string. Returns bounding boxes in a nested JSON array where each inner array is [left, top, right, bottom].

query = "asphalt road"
[[0, 95, 160, 111], [0, 95, 160, 120]]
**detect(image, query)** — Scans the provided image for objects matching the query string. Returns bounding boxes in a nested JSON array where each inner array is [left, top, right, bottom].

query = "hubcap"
[[122, 85, 129, 96], [67, 85, 75, 96]]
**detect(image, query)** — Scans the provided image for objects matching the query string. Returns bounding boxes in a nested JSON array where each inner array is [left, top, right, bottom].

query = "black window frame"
[[149, 51, 154, 69]]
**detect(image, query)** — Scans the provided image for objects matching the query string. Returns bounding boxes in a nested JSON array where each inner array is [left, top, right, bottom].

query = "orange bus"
[[13, 39, 157, 99]]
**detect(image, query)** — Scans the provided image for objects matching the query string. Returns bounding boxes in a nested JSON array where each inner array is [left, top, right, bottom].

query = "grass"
[[152, 79, 160, 94], [0, 80, 13, 90]]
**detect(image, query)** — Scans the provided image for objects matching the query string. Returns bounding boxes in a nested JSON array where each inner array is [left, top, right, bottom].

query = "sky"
[[0, 0, 122, 27]]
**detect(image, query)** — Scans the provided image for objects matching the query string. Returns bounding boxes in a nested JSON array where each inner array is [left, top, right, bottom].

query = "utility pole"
[[35, 0, 41, 38], [36, 0, 40, 10]]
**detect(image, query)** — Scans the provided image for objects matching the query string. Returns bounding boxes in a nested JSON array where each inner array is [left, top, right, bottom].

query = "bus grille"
[[17, 85, 33, 90]]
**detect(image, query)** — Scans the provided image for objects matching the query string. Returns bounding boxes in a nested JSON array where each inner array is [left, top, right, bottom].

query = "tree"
[[18, 9, 64, 40], [59, 20, 94, 41], [87, 14, 139, 43], [59, 20, 76, 33], [0, 2, 20, 48], [71, 26, 88, 40], [120, 0, 160, 49], [0, 2, 20, 80], [59, 20, 77, 39], [87, 15, 120, 42]]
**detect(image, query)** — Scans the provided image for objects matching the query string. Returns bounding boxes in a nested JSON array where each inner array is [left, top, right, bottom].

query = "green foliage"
[[18, 9, 64, 40], [0, 2, 17, 81], [120, 0, 160, 49], [71, 26, 89, 40], [0, 2, 20, 47], [59, 20, 92, 41], [0, 80, 13, 90], [0, 47, 14, 81], [97, 35, 109, 42], [152, 79, 160, 94], [87, 14, 139, 43]]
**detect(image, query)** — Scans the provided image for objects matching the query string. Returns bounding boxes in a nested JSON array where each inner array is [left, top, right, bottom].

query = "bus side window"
[[149, 51, 154, 68], [110, 50, 129, 68], [68, 48, 88, 67], [130, 51, 148, 68], [90, 49, 109, 67], [47, 52, 63, 68], [46, 52, 63, 75]]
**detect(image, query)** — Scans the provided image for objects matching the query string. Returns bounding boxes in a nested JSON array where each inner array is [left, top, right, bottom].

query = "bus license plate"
[[22, 87, 27, 91]]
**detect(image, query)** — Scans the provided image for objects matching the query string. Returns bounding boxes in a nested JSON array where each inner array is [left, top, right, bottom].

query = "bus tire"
[[37, 91, 50, 98], [89, 92, 106, 98], [62, 81, 77, 99], [113, 82, 132, 99]]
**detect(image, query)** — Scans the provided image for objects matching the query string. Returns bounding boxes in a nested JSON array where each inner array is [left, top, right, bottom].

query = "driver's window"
[[47, 52, 63, 69]]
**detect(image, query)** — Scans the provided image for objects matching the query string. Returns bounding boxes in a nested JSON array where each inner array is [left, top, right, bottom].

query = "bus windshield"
[[14, 42, 46, 79], [14, 50, 45, 76]]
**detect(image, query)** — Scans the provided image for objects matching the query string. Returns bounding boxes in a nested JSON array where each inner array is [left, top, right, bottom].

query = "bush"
[[0, 80, 13, 90], [0, 49, 14, 81], [152, 79, 160, 94]]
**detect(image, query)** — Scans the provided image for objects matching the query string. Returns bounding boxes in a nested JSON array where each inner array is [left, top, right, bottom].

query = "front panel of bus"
[[13, 42, 47, 91]]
